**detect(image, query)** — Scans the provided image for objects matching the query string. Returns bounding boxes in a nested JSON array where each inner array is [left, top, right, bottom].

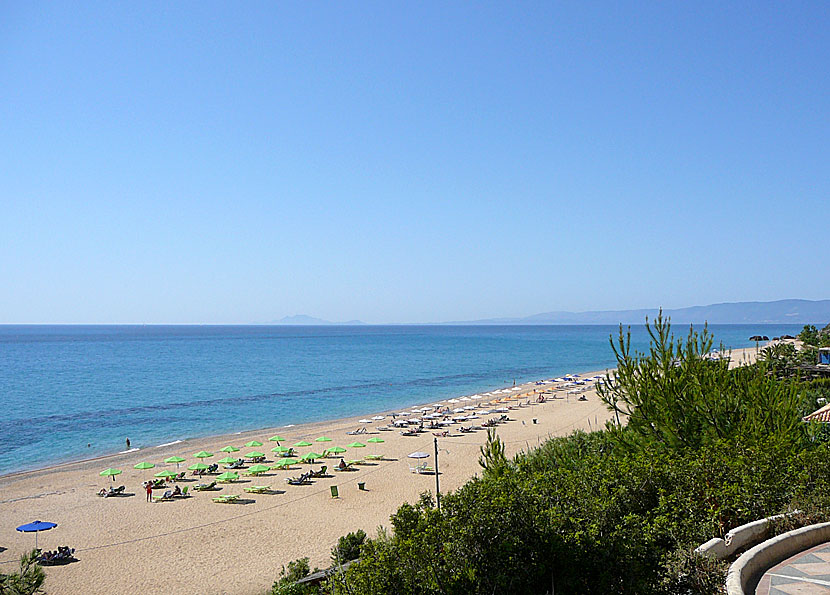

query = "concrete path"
[[756, 541, 830, 594]]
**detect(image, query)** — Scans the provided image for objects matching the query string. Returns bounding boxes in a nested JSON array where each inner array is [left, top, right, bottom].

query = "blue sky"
[[1, 2, 827, 323]]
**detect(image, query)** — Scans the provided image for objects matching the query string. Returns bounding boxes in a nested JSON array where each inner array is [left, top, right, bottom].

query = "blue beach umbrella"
[[16, 520, 57, 549]]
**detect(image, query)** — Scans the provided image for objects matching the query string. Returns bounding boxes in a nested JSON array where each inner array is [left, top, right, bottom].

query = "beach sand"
[[0, 347, 761, 595]]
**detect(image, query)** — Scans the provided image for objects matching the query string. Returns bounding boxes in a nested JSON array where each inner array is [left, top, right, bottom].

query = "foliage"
[[0, 550, 46, 595], [477, 428, 507, 477], [330, 529, 366, 565], [271, 558, 320, 595], [658, 548, 727, 595], [597, 312, 805, 451], [798, 324, 830, 348]]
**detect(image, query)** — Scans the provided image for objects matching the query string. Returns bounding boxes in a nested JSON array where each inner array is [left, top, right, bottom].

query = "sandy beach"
[[0, 347, 761, 595]]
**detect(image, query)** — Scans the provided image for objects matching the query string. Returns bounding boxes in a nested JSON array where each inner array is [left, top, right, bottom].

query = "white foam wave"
[[155, 440, 183, 448]]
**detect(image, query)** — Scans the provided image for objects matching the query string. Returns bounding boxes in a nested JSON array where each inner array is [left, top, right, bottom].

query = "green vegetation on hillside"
[[275, 316, 830, 595]]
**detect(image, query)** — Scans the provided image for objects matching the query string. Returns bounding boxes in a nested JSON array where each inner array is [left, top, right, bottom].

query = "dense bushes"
[[287, 317, 830, 594]]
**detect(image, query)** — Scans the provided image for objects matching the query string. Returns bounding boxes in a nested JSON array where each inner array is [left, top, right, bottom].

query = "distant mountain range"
[[451, 299, 830, 325], [270, 299, 830, 326], [269, 315, 366, 325]]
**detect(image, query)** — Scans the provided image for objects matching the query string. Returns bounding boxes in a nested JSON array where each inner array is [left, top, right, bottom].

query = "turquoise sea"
[[0, 324, 802, 475]]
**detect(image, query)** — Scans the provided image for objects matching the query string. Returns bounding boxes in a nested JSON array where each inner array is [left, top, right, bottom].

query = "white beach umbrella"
[[408, 451, 429, 459], [372, 415, 385, 420], [359, 419, 372, 423]]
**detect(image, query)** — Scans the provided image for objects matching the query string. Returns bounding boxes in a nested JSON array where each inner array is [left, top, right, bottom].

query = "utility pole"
[[434, 436, 440, 511]]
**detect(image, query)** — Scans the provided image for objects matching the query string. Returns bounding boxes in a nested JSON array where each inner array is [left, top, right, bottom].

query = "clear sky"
[[1, 2, 827, 324]]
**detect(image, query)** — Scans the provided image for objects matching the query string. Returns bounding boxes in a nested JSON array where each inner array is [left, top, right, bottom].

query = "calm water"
[[0, 324, 801, 475]]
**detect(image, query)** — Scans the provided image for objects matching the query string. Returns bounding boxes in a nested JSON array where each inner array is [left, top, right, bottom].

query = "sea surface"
[[0, 324, 803, 475]]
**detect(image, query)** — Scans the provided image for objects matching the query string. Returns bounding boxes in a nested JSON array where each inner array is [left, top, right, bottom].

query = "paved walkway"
[[756, 542, 830, 594]]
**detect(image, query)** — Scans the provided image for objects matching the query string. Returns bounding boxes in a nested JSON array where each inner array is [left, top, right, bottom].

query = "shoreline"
[[0, 365, 613, 482]]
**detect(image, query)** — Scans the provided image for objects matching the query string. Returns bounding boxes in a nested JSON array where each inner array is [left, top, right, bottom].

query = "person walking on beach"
[[145, 482, 153, 503]]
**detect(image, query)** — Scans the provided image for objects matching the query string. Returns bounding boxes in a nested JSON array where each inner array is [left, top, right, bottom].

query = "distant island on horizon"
[[275, 299, 830, 326]]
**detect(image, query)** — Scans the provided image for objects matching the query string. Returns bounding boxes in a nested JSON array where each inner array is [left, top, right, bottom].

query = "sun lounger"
[[153, 489, 175, 502], [193, 481, 217, 491], [309, 466, 327, 478], [98, 485, 126, 497], [346, 427, 368, 435], [365, 454, 383, 461], [417, 465, 435, 475], [174, 471, 186, 481], [285, 473, 312, 485], [174, 486, 190, 497], [37, 546, 75, 566], [212, 494, 240, 503], [243, 485, 270, 494]]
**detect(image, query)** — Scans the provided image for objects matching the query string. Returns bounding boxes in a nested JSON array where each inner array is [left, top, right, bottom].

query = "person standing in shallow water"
[[125, 437, 130, 449]]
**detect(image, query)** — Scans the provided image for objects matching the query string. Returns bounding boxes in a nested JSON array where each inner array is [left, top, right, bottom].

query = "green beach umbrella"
[[248, 464, 270, 474], [155, 469, 177, 478], [187, 463, 209, 471], [165, 456, 186, 468], [293, 440, 312, 447], [134, 462, 155, 470], [325, 446, 347, 455], [300, 451, 322, 462], [220, 446, 240, 453], [367, 437, 385, 444], [271, 445, 291, 453], [347, 442, 366, 448], [194, 451, 213, 459], [246, 451, 265, 459], [99, 468, 122, 481], [244, 440, 262, 448], [217, 471, 239, 482], [315, 436, 333, 443], [272, 457, 298, 468], [217, 456, 238, 464], [268, 435, 286, 442]]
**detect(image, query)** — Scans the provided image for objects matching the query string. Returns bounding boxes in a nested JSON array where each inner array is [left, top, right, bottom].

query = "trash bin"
[[358, 482, 366, 491], [330, 485, 339, 498]]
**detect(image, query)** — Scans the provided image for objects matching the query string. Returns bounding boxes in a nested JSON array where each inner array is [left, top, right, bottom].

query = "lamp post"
[[434, 437, 440, 511]]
